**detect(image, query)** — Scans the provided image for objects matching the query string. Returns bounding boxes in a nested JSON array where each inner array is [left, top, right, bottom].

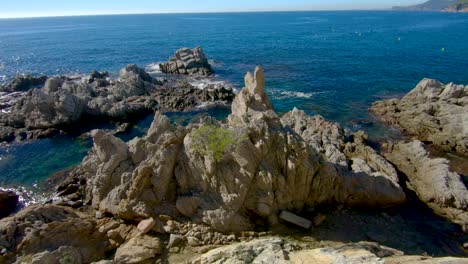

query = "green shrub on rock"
[[192, 125, 246, 161]]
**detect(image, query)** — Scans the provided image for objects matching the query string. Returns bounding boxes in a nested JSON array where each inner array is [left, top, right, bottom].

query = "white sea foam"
[[145, 63, 162, 74], [188, 78, 237, 93], [0, 91, 25, 113], [0, 186, 49, 207], [270, 89, 320, 99]]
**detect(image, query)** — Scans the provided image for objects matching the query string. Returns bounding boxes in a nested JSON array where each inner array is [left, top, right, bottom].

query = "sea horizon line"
[[0, 8, 415, 20]]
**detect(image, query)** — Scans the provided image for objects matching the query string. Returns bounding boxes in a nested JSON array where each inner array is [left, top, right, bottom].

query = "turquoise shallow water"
[[0, 11, 467, 187]]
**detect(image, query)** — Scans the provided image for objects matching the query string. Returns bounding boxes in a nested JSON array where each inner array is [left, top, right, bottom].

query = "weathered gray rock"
[[384, 140, 468, 230], [74, 66, 405, 234], [159, 47, 213, 76], [370, 78, 468, 156], [0, 64, 234, 142], [192, 238, 467, 264], [281, 109, 406, 207], [0, 75, 47, 92], [190, 238, 291, 264], [0, 205, 126, 264]]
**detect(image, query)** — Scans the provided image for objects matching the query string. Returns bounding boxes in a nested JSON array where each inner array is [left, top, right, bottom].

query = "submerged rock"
[[370, 78, 468, 156], [69, 66, 405, 233], [159, 47, 213, 76], [384, 140, 468, 230]]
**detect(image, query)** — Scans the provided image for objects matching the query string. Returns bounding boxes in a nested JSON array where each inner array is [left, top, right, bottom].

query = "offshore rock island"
[[0, 56, 467, 263]]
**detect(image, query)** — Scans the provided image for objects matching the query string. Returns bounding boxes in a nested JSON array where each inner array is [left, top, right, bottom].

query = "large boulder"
[[76, 66, 405, 233], [159, 47, 213, 76], [0, 205, 140, 264], [114, 235, 162, 263], [370, 78, 468, 156], [0, 190, 18, 219], [384, 140, 468, 231]]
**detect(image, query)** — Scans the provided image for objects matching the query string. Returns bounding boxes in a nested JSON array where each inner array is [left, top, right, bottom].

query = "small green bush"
[[192, 125, 245, 161]]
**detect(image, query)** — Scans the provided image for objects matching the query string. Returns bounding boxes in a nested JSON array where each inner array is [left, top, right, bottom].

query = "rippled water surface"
[[0, 11, 467, 187]]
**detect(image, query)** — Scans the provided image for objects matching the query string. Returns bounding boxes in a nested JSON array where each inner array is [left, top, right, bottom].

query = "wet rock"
[[159, 47, 213, 76], [0, 190, 19, 219], [0, 75, 47, 92]]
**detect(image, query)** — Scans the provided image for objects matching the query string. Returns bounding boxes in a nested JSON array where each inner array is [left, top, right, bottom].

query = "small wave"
[[188, 78, 236, 92], [180, 17, 223, 21], [271, 90, 321, 99], [195, 101, 229, 109], [145, 63, 162, 74]]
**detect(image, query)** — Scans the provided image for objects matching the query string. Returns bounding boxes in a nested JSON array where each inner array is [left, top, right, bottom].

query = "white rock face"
[[370, 78, 468, 156], [384, 140, 468, 230]]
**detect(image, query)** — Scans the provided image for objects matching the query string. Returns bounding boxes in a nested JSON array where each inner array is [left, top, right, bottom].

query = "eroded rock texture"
[[67, 66, 405, 233], [384, 140, 468, 230], [370, 79, 468, 156]]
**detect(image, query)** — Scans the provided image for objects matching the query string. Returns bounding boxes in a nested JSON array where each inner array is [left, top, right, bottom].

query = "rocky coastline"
[[0, 49, 233, 143], [0, 51, 467, 262]]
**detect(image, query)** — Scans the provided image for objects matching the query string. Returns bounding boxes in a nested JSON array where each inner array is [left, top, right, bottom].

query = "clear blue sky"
[[0, 0, 425, 18]]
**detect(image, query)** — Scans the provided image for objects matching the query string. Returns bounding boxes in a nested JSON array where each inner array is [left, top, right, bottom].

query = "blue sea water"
[[0, 11, 467, 188]]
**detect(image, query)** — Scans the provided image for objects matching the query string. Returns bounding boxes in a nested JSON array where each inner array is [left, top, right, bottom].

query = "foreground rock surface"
[[58, 66, 405, 234], [191, 238, 468, 264], [0, 64, 233, 142], [159, 47, 213, 76], [370, 78, 468, 156], [384, 140, 468, 230]]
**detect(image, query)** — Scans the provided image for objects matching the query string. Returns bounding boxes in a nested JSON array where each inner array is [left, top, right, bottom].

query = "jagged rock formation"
[[59, 66, 405, 233], [0, 64, 234, 142], [383, 140, 468, 231], [159, 47, 213, 76], [370, 78, 468, 156]]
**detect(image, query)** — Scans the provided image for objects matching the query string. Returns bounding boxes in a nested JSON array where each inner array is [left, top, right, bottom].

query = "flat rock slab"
[[279, 210, 312, 229]]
